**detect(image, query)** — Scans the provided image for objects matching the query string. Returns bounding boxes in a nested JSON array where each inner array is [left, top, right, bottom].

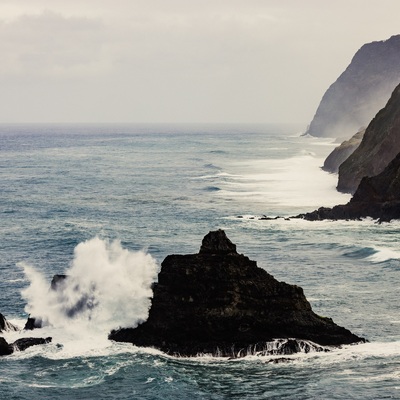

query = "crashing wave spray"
[[20, 237, 159, 334]]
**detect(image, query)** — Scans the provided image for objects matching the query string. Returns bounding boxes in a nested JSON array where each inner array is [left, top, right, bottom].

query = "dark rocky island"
[[298, 151, 400, 222], [109, 230, 364, 357], [305, 35, 400, 140]]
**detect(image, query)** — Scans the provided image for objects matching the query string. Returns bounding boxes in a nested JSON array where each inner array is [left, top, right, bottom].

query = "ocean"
[[0, 123, 399, 399]]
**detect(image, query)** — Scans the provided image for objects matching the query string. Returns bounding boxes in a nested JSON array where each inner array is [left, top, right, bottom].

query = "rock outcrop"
[[0, 336, 52, 356], [305, 35, 400, 139], [0, 313, 18, 332], [109, 230, 364, 357], [322, 129, 365, 173], [298, 152, 400, 222], [0, 313, 52, 356], [337, 82, 400, 194]]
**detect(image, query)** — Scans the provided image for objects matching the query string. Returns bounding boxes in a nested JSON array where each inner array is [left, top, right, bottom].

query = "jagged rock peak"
[[199, 229, 237, 255]]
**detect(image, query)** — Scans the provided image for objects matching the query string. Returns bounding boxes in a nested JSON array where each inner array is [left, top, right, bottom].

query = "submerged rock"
[[109, 230, 364, 357]]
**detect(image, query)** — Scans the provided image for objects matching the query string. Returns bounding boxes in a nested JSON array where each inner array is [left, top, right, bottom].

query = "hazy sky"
[[1, 0, 400, 124]]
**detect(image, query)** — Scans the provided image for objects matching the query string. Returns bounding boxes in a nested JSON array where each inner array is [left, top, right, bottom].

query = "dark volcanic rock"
[[322, 129, 365, 173], [109, 230, 364, 357], [305, 35, 400, 139], [24, 317, 43, 330], [299, 152, 400, 222], [0, 337, 13, 356], [337, 83, 400, 194], [0, 336, 52, 356], [12, 337, 52, 352], [0, 313, 18, 332]]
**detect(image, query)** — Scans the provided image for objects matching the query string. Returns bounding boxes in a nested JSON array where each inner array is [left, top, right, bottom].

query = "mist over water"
[[19, 238, 158, 351]]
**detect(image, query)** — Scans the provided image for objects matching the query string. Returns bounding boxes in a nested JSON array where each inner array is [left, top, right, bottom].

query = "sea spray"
[[20, 237, 159, 335]]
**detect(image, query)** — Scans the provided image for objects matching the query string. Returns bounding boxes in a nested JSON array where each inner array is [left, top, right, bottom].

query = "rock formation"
[[109, 230, 364, 357], [337, 82, 400, 194], [298, 152, 400, 222], [305, 35, 400, 139], [0, 313, 18, 332], [0, 336, 52, 356], [0, 312, 52, 356], [322, 129, 365, 173]]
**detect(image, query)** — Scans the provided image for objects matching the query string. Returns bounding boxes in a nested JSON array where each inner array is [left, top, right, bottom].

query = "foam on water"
[[11, 237, 159, 358], [206, 153, 351, 210], [366, 246, 400, 263]]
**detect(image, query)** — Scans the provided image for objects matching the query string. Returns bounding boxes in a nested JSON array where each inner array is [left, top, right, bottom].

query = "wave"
[[9, 237, 159, 359], [366, 247, 400, 263], [207, 153, 352, 210]]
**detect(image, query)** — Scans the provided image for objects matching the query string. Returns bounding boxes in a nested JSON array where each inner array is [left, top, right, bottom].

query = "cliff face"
[[323, 129, 365, 173], [305, 35, 400, 139], [299, 152, 400, 222], [109, 230, 364, 357], [337, 83, 400, 194]]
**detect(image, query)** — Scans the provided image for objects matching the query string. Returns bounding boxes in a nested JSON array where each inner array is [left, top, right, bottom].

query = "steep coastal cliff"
[[337, 83, 400, 194], [299, 152, 400, 222], [323, 129, 365, 173], [305, 35, 400, 139]]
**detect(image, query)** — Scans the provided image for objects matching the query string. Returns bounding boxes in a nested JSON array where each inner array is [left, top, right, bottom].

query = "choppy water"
[[0, 123, 399, 399]]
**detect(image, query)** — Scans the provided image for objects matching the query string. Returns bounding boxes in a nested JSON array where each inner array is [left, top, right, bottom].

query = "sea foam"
[[17, 237, 158, 355]]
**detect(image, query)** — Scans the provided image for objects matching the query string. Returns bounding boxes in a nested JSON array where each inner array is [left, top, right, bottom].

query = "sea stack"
[[109, 230, 364, 357]]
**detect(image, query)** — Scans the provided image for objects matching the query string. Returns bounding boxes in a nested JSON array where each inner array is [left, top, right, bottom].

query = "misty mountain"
[[305, 35, 400, 140]]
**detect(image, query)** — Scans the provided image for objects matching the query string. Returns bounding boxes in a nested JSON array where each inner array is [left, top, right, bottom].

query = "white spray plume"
[[20, 237, 159, 333]]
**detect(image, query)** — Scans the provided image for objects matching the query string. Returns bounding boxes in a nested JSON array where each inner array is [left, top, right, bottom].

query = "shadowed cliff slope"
[[306, 35, 400, 139], [299, 152, 400, 222], [337, 83, 400, 194], [323, 129, 365, 173]]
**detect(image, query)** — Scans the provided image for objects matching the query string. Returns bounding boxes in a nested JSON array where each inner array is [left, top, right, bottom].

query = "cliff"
[[305, 35, 400, 139], [299, 152, 400, 222], [323, 129, 365, 173], [337, 83, 400, 194], [109, 230, 364, 357]]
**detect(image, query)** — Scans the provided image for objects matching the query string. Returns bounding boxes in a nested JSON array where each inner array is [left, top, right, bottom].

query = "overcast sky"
[[1, 0, 400, 124]]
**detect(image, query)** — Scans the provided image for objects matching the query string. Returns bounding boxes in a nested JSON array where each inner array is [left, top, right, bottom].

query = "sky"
[[1, 0, 400, 125]]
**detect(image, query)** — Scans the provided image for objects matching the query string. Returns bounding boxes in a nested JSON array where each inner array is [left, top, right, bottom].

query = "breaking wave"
[[18, 237, 158, 344]]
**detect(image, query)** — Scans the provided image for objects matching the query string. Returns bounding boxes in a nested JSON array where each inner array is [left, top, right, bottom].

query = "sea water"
[[0, 123, 399, 399]]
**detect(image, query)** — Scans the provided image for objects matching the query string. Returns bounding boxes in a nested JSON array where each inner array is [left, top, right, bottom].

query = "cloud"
[[0, 1, 400, 123], [0, 11, 110, 78]]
